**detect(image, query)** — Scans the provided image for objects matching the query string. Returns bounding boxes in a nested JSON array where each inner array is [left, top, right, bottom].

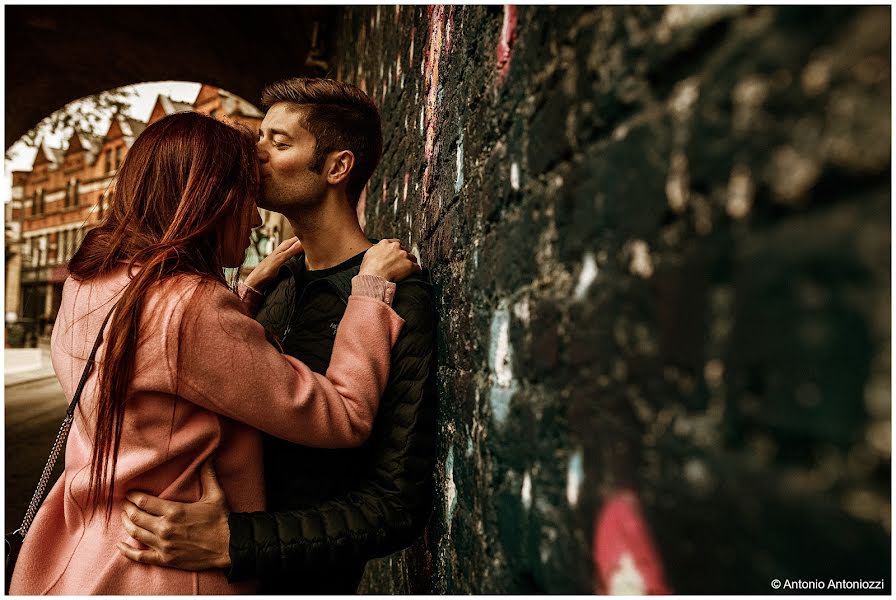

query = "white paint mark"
[[455, 132, 465, 193], [445, 446, 457, 532], [665, 153, 690, 212], [627, 240, 654, 279], [489, 302, 518, 426], [726, 163, 754, 219], [491, 305, 514, 387], [521, 472, 532, 510], [669, 77, 700, 118], [512, 298, 530, 324], [510, 162, 520, 191], [419, 105, 425, 135], [393, 196, 399, 216], [609, 553, 646, 595], [574, 252, 599, 300], [566, 448, 584, 507]]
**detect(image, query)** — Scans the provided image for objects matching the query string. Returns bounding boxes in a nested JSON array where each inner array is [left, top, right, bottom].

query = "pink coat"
[[9, 266, 404, 595]]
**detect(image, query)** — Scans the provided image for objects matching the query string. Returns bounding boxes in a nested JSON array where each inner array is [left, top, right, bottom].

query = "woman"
[[8, 112, 418, 595]]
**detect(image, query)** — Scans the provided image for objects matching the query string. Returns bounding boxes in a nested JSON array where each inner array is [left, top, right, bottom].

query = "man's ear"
[[326, 150, 355, 186]]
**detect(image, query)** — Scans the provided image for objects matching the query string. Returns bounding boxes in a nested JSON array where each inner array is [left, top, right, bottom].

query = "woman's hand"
[[360, 239, 421, 282], [244, 236, 304, 292]]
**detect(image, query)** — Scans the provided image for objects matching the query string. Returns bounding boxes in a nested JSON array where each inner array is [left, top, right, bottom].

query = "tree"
[[5, 87, 135, 161]]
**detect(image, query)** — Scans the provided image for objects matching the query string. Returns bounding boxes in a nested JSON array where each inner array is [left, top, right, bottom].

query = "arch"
[[6, 5, 339, 147]]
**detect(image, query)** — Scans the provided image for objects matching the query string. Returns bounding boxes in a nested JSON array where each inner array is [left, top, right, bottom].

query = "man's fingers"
[[117, 541, 163, 566], [125, 490, 186, 517], [199, 460, 225, 501], [122, 498, 163, 533], [275, 236, 299, 252], [284, 239, 304, 257], [121, 509, 161, 548]]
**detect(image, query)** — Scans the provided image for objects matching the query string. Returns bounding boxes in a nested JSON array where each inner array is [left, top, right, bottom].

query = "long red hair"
[[68, 111, 258, 520]]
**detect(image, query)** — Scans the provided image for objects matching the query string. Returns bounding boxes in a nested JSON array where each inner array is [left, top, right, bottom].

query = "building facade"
[[5, 84, 279, 347]]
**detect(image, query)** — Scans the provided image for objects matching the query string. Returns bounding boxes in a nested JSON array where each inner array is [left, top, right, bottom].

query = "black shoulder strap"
[[67, 303, 117, 417], [17, 301, 118, 538]]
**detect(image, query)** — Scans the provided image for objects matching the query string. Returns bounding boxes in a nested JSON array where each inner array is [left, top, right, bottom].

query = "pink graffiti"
[[421, 5, 446, 198], [593, 490, 671, 595], [496, 5, 517, 86], [445, 5, 455, 53], [382, 177, 388, 204]]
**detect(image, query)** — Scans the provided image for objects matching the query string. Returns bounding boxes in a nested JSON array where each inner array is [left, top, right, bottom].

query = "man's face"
[[256, 102, 327, 212]]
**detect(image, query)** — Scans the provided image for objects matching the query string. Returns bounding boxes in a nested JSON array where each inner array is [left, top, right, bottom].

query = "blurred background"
[[4, 5, 891, 594]]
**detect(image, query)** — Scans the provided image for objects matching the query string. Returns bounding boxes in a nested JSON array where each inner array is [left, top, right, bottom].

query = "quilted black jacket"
[[226, 249, 437, 593]]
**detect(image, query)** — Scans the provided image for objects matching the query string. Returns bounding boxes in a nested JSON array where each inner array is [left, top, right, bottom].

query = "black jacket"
[[226, 249, 437, 593]]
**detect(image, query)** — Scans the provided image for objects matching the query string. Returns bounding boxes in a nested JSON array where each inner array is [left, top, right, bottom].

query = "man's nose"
[[256, 142, 269, 163]]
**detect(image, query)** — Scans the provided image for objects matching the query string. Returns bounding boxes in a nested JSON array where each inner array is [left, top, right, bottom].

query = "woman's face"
[[221, 196, 263, 268]]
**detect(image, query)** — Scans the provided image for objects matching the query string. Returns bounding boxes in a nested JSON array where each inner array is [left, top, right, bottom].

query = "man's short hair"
[[261, 78, 383, 207]]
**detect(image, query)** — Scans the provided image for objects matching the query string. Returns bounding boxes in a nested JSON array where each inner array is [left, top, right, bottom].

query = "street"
[[5, 376, 67, 529]]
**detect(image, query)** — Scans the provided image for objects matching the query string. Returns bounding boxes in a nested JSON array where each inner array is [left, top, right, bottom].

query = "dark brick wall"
[[332, 6, 890, 594]]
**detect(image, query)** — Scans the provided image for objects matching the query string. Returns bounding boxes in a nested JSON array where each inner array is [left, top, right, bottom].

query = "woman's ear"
[[327, 150, 355, 186]]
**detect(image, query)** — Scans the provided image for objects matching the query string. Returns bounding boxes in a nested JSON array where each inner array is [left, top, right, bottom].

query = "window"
[[72, 179, 80, 206], [54, 232, 62, 264], [65, 229, 74, 261], [32, 189, 45, 216], [115, 146, 123, 170], [38, 235, 47, 267], [105, 149, 114, 174]]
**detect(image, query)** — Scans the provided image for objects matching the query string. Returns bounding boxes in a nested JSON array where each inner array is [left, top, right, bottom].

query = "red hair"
[[68, 111, 258, 520]]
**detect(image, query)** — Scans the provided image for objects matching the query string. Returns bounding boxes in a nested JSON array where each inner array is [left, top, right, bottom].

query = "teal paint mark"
[[567, 448, 585, 506]]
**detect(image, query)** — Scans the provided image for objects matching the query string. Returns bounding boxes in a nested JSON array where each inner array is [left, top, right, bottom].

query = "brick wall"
[[333, 6, 890, 593]]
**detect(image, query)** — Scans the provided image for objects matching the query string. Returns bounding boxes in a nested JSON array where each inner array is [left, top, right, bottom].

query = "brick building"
[[5, 84, 269, 346]]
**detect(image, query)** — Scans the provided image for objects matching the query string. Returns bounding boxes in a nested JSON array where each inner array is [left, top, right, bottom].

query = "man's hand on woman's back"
[[117, 461, 231, 571]]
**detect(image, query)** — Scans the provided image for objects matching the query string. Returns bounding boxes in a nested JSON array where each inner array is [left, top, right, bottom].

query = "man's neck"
[[286, 193, 373, 271]]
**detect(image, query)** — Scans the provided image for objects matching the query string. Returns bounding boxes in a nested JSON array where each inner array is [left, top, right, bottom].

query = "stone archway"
[[6, 5, 340, 147]]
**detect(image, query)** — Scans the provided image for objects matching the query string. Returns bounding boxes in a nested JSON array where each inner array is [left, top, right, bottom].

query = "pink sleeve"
[[169, 279, 404, 448]]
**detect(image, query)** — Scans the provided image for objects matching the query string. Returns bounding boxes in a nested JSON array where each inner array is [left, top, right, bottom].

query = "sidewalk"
[[4, 347, 56, 387]]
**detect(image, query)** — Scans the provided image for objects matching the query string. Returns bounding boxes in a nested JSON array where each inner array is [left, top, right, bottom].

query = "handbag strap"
[[17, 303, 118, 537]]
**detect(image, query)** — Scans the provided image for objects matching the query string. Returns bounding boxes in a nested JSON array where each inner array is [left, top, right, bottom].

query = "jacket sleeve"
[[169, 276, 404, 448], [225, 284, 437, 582]]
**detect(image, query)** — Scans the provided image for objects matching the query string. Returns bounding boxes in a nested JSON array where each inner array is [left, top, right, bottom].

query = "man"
[[117, 78, 438, 593]]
